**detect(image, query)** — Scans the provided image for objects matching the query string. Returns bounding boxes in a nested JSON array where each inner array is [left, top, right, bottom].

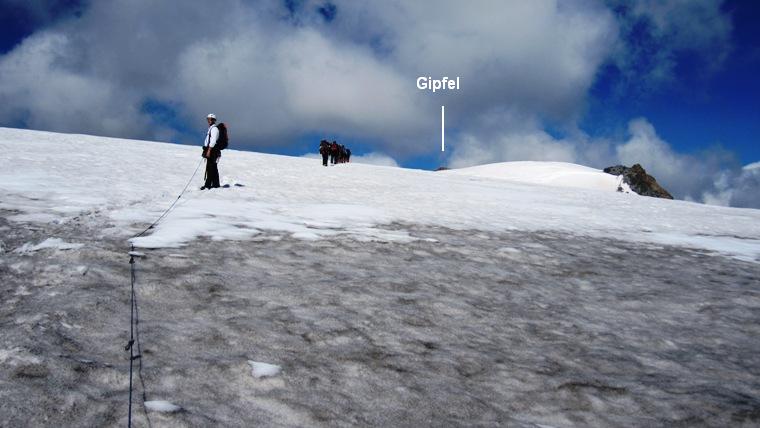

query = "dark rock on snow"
[[604, 164, 673, 199]]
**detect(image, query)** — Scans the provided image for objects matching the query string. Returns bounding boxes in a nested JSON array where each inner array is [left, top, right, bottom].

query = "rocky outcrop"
[[603, 164, 673, 199], [434, 166, 450, 171]]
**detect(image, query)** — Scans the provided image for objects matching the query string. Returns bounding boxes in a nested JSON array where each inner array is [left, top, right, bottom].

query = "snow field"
[[1, 127, 759, 262]]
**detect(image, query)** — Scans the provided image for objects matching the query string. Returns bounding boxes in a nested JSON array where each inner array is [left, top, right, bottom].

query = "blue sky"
[[582, 0, 760, 166], [0, 0, 758, 206]]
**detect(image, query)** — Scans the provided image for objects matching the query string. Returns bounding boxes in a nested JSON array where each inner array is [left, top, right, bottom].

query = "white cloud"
[[449, 131, 578, 169], [615, 118, 692, 193], [329, 0, 617, 121], [0, 0, 618, 153], [0, 31, 157, 138], [703, 164, 760, 209], [275, 28, 424, 144], [349, 152, 399, 168], [614, 118, 751, 205], [729, 167, 760, 208]]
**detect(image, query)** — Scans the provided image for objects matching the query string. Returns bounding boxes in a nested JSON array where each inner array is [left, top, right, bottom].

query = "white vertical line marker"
[[441, 105, 445, 152]]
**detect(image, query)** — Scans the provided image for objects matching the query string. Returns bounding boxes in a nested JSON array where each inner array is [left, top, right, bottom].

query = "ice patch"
[[640, 233, 760, 263], [0, 348, 23, 364], [14, 286, 32, 296], [7, 213, 62, 223], [248, 361, 282, 378], [128, 200, 404, 248], [0, 347, 41, 365], [14, 238, 84, 254], [498, 247, 521, 254], [15, 314, 47, 325], [144, 400, 182, 413], [291, 231, 322, 240]]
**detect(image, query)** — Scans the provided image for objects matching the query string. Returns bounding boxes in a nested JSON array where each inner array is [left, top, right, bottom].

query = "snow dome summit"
[[417, 76, 461, 93]]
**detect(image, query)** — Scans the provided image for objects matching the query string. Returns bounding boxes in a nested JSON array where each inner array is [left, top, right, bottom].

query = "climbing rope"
[[126, 157, 205, 427], [133, 158, 205, 239]]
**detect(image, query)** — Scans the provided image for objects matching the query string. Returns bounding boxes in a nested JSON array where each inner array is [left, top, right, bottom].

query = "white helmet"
[[207, 113, 217, 120]]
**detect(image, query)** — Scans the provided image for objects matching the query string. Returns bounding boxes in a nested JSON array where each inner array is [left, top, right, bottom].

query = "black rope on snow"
[[125, 158, 204, 427], [126, 252, 138, 428], [133, 158, 205, 239], [128, 245, 152, 428]]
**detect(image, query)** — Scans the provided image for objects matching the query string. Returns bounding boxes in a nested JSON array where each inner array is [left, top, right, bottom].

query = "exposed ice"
[[6, 213, 63, 223], [0, 347, 23, 364], [2, 218, 759, 426], [0, 347, 41, 365], [248, 361, 282, 378], [13, 238, 84, 254], [144, 400, 182, 413]]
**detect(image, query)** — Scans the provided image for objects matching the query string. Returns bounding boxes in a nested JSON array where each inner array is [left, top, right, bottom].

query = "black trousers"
[[204, 151, 220, 188], [321, 153, 329, 166]]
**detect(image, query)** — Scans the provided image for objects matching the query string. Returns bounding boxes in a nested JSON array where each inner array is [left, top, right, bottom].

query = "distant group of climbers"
[[319, 140, 351, 166]]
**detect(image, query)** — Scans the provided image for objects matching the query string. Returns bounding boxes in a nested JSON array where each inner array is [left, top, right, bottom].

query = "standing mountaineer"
[[330, 141, 339, 165], [319, 140, 330, 166], [201, 113, 228, 190]]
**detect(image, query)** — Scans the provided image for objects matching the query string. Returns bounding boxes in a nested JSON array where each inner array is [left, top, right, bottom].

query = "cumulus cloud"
[[448, 111, 579, 168], [614, 118, 745, 203], [275, 28, 424, 144], [0, 0, 617, 152], [0, 31, 157, 138], [328, 0, 617, 122], [701, 163, 760, 209], [732, 164, 760, 208], [615, 119, 695, 194]]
